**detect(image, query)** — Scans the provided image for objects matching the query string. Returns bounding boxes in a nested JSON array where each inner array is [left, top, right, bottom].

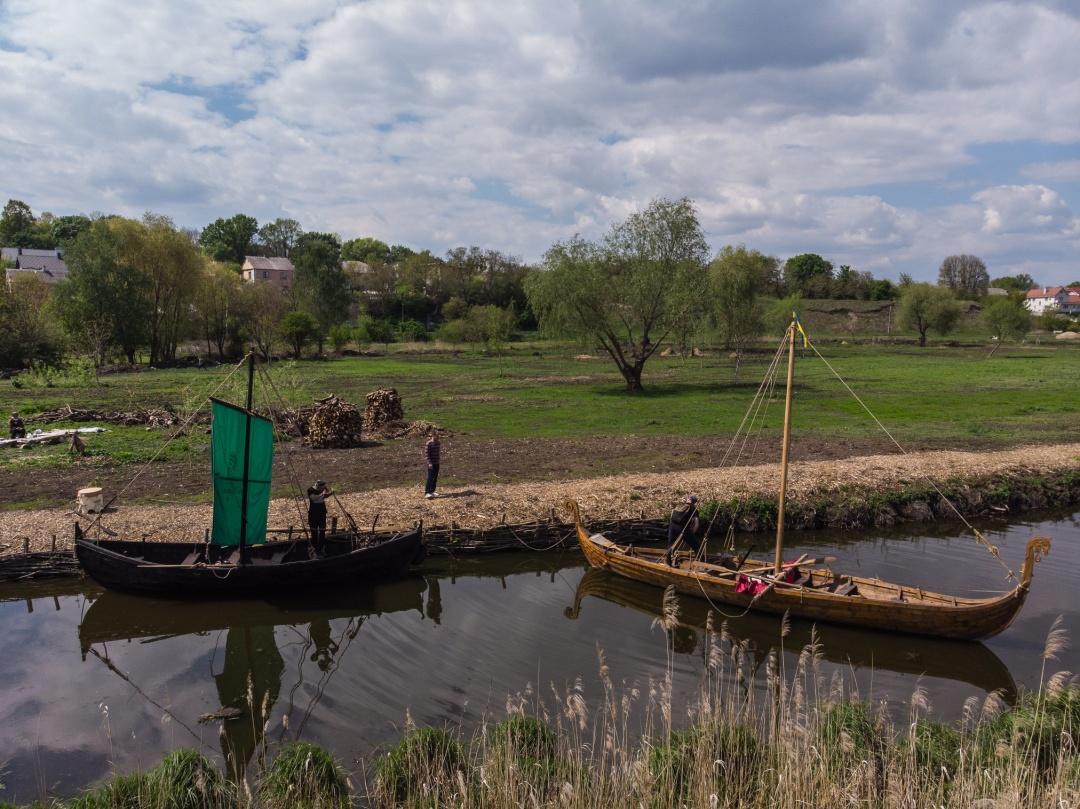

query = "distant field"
[[2, 338, 1077, 478]]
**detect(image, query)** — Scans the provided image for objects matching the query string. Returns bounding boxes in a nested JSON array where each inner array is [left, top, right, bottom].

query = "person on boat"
[[667, 495, 703, 564], [9, 412, 26, 439], [424, 429, 441, 499], [307, 480, 332, 550]]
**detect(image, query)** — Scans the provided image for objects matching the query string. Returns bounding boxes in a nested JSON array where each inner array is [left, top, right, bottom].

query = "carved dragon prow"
[[1020, 536, 1051, 590], [563, 499, 583, 528]]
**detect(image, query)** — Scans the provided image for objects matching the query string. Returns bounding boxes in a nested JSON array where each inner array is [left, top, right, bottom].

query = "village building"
[[241, 256, 294, 291], [1024, 286, 1080, 316], [2, 247, 68, 284]]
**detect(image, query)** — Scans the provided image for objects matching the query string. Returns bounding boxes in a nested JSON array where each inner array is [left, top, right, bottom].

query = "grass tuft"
[[260, 742, 349, 809]]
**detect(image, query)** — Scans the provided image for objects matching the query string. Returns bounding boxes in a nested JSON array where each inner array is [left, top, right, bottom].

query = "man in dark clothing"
[[667, 495, 703, 565], [424, 430, 441, 499], [9, 412, 26, 440], [307, 480, 331, 551]]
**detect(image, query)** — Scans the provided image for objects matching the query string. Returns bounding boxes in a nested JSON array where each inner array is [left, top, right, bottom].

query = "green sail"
[[210, 399, 274, 547]]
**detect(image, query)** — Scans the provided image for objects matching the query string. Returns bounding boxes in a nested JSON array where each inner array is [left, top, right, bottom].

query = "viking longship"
[[566, 315, 1049, 641], [75, 354, 423, 598]]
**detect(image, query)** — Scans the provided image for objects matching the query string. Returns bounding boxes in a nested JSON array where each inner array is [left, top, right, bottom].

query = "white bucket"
[[78, 487, 104, 513]]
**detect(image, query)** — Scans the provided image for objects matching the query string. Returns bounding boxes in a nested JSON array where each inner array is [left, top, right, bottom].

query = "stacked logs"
[[362, 388, 404, 434], [306, 395, 364, 448], [28, 407, 183, 427]]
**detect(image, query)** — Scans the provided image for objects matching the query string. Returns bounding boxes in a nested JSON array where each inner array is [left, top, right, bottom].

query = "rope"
[[254, 364, 315, 542], [85, 354, 251, 536], [806, 339, 1015, 581]]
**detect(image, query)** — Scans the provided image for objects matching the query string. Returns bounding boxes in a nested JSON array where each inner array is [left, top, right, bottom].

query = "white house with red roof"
[[1025, 286, 1080, 316]]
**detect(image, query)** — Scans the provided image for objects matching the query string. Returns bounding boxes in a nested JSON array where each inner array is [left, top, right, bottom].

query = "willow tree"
[[526, 197, 709, 392]]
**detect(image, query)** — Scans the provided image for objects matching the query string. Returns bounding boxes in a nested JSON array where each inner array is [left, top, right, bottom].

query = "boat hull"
[[75, 530, 424, 599], [573, 519, 1038, 641]]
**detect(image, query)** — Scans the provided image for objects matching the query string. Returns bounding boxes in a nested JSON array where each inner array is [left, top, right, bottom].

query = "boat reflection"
[[77, 576, 433, 779], [565, 568, 1018, 699]]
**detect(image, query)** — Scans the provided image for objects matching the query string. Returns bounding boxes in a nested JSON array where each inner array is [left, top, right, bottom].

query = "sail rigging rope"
[[253, 364, 318, 540], [805, 339, 1015, 581], [84, 353, 252, 536]]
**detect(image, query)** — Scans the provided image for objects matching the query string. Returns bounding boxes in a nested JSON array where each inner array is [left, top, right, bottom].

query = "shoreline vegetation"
[[5, 601, 1079, 808], [2, 442, 1078, 556]]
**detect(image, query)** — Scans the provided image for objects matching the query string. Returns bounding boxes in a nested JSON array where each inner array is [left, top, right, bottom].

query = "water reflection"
[[76, 579, 432, 779], [566, 568, 1018, 699]]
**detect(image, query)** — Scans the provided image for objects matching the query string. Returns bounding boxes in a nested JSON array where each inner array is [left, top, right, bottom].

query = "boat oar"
[[329, 490, 360, 535]]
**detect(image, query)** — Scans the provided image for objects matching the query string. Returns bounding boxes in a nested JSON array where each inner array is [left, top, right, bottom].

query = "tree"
[[0, 199, 36, 247], [982, 296, 1031, 341], [990, 274, 1036, 295], [198, 214, 258, 263], [257, 218, 303, 258], [342, 236, 391, 264], [0, 274, 61, 367], [241, 283, 289, 361], [51, 214, 92, 246], [293, 233, 351, 353], [196, 262, 244, 359], [938, 254, 989, 299], [526, 197, 710, 392], [782, 253, 833, 298], [280, 310, 318, 358], [54, 220, 151, 364], [117, 214, 202, 365], [709, 245, 767, 376], [897, 283, 963, 347]]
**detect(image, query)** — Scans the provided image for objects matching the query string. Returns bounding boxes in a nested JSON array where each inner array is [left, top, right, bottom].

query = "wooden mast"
[[773, 318, 797, 575], [238, 351, 255, 565]]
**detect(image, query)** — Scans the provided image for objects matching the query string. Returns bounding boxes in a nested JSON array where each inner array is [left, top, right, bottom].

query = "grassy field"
[[1, 336, 1077, 477]]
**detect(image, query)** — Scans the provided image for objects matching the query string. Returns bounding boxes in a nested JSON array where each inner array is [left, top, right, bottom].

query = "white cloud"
[[0, 0, 1078, 282]]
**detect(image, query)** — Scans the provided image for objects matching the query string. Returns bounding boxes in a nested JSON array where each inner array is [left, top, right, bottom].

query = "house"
[[2, 247, 68, 284], [1025, 286, 1080, 316], [241, 256, 294, 291]]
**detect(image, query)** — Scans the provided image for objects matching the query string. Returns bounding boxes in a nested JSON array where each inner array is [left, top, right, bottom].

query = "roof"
[[1027, 286, 1080, 299], [15, 255, 67, 275], [242, 256, 294, 272]]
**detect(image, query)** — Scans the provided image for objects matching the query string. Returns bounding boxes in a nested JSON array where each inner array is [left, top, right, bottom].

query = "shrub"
[[327, 324, 352, 354], [376, 726, 464, 804], [260, 742, 349, 809], [398, 319, 427, 342]]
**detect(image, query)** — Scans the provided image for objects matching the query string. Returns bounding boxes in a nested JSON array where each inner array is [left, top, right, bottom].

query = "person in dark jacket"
[[667, 494, 703, 565], [423, 430, 441, 499], [9, 412, 26, 439], [307, 480, 331, 550]]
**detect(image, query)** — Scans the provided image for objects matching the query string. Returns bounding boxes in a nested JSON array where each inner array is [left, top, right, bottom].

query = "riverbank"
[[2, 443, 1078, 555], [10, 630, 1079, 808]]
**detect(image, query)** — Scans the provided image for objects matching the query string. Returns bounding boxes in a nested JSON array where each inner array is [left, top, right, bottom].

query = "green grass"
[[3, 339, 1078, 472]]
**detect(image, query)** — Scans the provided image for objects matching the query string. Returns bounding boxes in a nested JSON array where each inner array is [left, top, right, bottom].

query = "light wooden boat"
[[564, 314, 1050, 641]]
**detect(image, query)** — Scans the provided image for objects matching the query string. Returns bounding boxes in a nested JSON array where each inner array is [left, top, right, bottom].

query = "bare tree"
[[938, 254, 989, 299]]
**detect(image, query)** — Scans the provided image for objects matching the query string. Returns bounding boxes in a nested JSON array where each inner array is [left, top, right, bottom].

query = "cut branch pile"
[[28, 406, 185, 428], [306, 395, 364, 449]]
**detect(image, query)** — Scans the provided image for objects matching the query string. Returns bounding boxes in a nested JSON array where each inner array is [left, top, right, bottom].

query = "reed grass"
[[22, 597, 1080, 808]]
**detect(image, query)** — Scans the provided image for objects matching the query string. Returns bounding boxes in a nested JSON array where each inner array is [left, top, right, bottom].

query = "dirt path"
[[0, 433, 906, 510], [3, 442, 1078, 555]]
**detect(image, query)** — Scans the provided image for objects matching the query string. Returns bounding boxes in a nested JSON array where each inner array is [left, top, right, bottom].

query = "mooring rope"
[[85, 353, 251, 536], [806, 339, 1016, 581]]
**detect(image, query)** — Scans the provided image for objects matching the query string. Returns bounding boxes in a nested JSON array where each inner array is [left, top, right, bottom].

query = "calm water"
[[2, 510, 1078, 801]]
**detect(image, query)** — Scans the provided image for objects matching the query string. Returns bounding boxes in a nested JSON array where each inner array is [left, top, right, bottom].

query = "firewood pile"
[[28, 406, 185, 428], [306, 395, 364, 448], [362, 388, 404, 433]]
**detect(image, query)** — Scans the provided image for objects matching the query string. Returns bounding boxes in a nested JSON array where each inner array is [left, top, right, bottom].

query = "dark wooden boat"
[[566, 568, 1018, 696], [75, 529, 423, 599], [75, 353, 424, 598], [564, 315, 1050, 642]]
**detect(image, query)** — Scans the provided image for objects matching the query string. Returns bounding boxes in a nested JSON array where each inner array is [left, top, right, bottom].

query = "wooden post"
[[331, 516, 338, 534], [51, 534, 57, 552], [23, 537, 29, 554], [774, 320, 797, 576]]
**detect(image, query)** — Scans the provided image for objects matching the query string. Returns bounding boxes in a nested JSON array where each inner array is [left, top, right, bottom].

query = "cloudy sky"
[[1, 0, 1078, 283]]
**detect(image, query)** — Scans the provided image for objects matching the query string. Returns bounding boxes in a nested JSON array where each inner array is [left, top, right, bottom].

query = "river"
[[1, 509, 1077, 801]]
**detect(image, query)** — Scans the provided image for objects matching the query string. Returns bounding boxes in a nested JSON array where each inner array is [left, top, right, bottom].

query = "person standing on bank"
[[667, 494, 703, 565], [307, 479, 331, 551], [424, 430, 441, 499]]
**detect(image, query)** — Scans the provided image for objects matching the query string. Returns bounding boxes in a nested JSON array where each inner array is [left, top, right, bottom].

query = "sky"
[[1, 0, 1078, 284]]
